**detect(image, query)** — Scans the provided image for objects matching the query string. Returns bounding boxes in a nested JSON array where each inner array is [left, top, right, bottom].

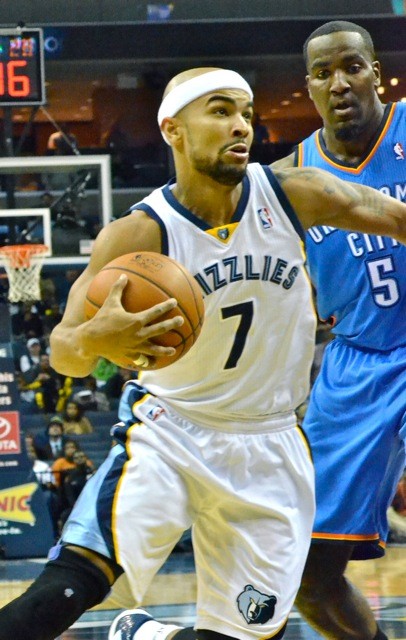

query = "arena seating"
[[21, 409, 119, 469]]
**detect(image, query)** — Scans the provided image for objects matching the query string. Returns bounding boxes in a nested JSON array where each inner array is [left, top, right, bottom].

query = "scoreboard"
[[0, 28, 45, 106]]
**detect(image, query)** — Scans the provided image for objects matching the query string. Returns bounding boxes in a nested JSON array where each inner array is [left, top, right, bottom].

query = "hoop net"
[[0, 244, 48, 303]]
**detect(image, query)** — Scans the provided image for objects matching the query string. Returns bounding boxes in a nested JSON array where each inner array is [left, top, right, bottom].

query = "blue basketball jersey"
[[297, 102, 406, 349]]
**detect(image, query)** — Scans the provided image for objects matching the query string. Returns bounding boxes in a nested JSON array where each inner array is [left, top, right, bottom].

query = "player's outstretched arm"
[[273, 167, 406, 243], [50, 213, 184, 377]]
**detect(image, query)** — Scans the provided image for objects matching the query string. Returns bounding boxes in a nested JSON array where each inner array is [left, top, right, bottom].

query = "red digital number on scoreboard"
[[0, 61, 30, 97], [0, 29, 45, 105]]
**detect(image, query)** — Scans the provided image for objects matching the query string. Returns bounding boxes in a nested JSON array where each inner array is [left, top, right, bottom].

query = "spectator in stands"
[[50, 439, 91, 534], [23, 432, 35, 449], [71, 375, 111, 412], [51, 440, 94, 531], [19, 337, 42, 372], [19, 353, 62, 414], [25, 434, 53, 488], [25, 434, 60, 539], [62, 400, 93, 435], [19, 337, 43, 406], [58, 449, 95, 531], [33, 415, 69, 461], [51, 439, 81, 488]]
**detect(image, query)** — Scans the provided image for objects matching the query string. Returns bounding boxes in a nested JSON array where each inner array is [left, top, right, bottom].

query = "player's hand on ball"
[[84, 252, 205, 370], [83, 274, 184, 369]]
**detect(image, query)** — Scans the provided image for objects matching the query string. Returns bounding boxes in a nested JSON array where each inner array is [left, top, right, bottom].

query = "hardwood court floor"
[[0, 545, 405, 639]]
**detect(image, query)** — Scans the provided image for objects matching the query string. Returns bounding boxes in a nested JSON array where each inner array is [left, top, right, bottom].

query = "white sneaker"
[[109, 609, 153, 640]]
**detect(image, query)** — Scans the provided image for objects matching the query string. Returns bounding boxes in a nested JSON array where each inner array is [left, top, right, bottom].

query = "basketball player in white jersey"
[[1, 67, 405, 640]]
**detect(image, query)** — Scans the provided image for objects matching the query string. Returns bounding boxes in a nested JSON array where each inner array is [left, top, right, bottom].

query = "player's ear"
[[372, 61, 381, 89], [161, 117, 182, 147], [305, 75, 314, 102]]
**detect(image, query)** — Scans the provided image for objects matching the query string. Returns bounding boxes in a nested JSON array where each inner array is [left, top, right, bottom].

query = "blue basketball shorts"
[[303, 338, 406, 559]]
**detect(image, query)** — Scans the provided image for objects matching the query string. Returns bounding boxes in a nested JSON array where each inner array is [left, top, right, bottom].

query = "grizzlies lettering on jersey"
[[130, 163, 316, 431], [297, 102, 406, 349]]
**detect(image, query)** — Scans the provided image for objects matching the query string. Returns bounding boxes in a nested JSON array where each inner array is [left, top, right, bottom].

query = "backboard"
[[0, 208, 52, 255], [0, 154, 112, 265]]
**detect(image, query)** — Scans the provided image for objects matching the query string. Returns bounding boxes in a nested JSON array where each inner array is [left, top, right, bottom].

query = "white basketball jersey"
[[134, 163, 316, 431]]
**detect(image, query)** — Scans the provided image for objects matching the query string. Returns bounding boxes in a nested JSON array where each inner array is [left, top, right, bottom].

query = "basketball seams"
[[85, 295, 102, 312]]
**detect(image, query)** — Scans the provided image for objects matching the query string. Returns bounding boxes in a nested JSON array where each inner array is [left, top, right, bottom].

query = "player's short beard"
[[192, 154, 246, 186], [334, 122, 366, 142], [188, 132, 247, 186]]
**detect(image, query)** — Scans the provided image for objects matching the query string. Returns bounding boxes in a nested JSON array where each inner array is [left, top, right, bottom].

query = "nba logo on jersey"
[[394, 142, 404, 160], [257, 207, 273, 229], [147, 405, 166, 421]]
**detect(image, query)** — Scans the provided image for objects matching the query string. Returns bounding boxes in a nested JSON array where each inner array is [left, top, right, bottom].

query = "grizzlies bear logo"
[[237, 584, 277, 624]]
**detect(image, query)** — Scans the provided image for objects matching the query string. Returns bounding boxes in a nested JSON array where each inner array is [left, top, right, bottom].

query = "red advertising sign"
[[0, 411, 21, 455]]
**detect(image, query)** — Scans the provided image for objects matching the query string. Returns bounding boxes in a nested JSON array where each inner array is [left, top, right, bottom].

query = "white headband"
[[157, 69, 253, 144]]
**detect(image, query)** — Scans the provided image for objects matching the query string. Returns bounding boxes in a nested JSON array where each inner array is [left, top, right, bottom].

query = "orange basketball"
[[84, 252, 205, 369]]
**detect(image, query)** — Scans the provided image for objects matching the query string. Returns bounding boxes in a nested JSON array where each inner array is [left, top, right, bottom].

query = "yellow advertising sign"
[[0, 483, 37, 525]]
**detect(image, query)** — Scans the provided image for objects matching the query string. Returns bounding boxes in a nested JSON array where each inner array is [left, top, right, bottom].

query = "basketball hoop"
[[0, 244, 48, 303]]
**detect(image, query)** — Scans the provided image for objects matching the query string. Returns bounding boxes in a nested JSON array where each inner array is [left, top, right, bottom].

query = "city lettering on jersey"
[[307, 181, 405, 256], [193, 254, 299, 295], [307, 226, 400, 258]]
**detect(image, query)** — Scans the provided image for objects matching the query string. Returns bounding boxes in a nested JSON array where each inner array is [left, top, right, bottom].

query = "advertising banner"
[[0, 304, 54, 557]]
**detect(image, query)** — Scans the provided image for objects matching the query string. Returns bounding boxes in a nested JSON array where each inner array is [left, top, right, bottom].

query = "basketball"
[[84, 251, 205, 369]]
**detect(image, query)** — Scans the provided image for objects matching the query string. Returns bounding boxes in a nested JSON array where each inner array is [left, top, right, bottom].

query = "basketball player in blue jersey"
[[270, 21, 406, 640], [1, 66, 405, 640]]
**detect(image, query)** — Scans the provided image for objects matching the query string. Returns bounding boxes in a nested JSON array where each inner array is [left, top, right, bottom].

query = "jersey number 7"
[[221, 301, 254, 369]]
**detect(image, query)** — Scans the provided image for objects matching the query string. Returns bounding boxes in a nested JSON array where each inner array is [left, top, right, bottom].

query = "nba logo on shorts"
[[257, 207, 273, 229]]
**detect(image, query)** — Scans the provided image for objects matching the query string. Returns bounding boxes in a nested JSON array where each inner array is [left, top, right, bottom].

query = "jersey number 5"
[[366, 256, 400, 307], [221, 301, 253, 369]]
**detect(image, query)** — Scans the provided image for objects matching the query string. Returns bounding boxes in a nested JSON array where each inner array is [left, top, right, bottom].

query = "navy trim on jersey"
[[131, 203, 169, 256], [233, 174, 250, 222], [162, 174, 251, 229], [162, 183, 210, 231], [262, 165, 305, 242], [317, 103, 393, 169]]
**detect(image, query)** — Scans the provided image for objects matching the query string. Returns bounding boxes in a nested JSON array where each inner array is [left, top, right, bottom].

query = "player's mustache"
[[220, 138, 248, 153]]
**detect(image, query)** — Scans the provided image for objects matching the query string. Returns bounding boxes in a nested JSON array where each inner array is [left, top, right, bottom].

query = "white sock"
[[134, 620, 182, 640]]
